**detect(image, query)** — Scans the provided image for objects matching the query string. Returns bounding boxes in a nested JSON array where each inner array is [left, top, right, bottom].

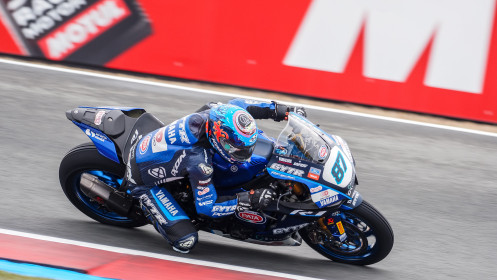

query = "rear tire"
[[301, 200, 393, 265], [59, 143, 147, 228]]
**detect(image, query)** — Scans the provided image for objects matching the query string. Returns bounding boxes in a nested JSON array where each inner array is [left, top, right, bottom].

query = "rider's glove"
[[236, 189, 276, 212], [272, 102, 307, 121]]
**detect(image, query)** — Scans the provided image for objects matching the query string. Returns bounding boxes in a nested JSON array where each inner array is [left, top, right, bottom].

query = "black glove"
[[236, 189, 276, 212], [272, 102, 307, 121]]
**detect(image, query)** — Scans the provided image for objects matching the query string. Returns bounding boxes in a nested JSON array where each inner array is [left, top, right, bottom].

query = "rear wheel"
[[301, 200, 393, 265], [59, 143, 147, 227]]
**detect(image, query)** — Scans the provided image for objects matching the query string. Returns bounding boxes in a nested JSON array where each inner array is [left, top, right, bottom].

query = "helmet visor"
[[220, 138, 255, 162]]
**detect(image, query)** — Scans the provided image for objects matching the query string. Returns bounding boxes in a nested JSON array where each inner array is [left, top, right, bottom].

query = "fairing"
[[268, 113, 358, 208]]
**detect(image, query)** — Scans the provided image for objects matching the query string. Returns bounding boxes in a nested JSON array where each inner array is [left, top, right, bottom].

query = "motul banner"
[[1, 0, 497, 124]]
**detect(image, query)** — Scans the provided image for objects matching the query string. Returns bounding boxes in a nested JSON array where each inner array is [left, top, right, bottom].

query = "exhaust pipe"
[[80, 173, 133, 216]]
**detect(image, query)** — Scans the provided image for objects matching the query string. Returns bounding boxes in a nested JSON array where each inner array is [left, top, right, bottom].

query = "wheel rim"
[[317, 212, 377, 260], [71, 170, 133, 222]]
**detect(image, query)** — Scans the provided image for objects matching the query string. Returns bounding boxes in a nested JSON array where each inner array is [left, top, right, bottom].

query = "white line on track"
[[0, 228, 323, 280], [1, 58, 496, 138]]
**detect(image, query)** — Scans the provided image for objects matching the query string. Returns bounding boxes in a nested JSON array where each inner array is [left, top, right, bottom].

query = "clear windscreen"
[[275, 113, 331, 164]]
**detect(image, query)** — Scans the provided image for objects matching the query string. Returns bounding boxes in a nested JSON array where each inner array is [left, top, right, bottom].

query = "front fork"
[[318, 211, 347, 242], [315, 190, 363, 242]]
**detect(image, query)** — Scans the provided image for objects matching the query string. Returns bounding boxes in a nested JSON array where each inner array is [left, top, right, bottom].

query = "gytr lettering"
[[270, 163, 305, 177]]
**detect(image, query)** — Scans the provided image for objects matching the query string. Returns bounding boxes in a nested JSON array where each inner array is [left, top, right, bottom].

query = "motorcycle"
[[59, 106, 394, 265]]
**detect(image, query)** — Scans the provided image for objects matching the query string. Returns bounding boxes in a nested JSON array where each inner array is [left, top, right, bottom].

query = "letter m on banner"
[[284, 0, 496, 94]]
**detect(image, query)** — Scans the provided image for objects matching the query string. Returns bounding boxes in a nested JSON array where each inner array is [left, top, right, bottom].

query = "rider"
[[125, 98, 306, 253]]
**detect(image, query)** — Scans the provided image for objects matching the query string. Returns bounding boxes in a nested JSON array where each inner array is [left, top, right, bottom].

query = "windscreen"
[[275, 113, 331, 164]]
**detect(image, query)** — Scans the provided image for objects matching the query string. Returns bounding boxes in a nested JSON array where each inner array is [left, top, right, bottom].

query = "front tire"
[[59, 143, 147, 228], [301, 200, 394, 265]]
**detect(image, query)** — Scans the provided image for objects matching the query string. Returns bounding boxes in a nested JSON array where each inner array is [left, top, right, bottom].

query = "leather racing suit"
[[124, 98, 289, 252]]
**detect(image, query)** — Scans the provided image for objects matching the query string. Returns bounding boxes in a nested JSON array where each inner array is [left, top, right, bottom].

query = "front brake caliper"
[[318, 211, 347, 242]]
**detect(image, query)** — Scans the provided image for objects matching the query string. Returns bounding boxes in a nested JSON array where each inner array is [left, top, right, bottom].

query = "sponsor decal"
[[178, 236, 196, 249], [125, 132, 141, 185], [289, 210, 327, 217], [212, 205, 236, 216], [148, 167, 166, 179], [233, 110, 256, 136], [293, 162, 308, 168], [309, 186, 322, 193], [347, 190, 360, 207], [152, 127, 167, 153], [198, 178, 211, 185], [198, 200, 213, 206], [332, 151, 347, 184], [249, 134, 257, 144], [8, 0, 86, 40], [197, 194, 213, 201], [326, 218, 334, 225], [236, 211, 265, 224], [130, 129, 139, 145], [212, 205, 236, 212], [336, 221, 345, 235], [278, 157, 292, 164], [284, 0, 494, 94], [139, 135, 151, 154], [167, 120, 178, 144], [94, 110, 105, 125], [155, 189, 179, 216], [318, 194, 340, 207], [199, 163, 213, 175], [85, 128, 107, 142], [269, 163, 304, 177], [270, 170, 295, 180], [311, 188, 342, 207], [243, 99, 261, 104], [319, 145, 328, 159], [331, 211, 341, 217], [307, 166, 321, 180], [273, 223, 309, 235], [171, 150, 186, 176], [230, 165, 238, 172], [140, 194, 167, 225], [197, 187, 210, 196], [178, 118, 190, 144], [37, 0, 132, 60]]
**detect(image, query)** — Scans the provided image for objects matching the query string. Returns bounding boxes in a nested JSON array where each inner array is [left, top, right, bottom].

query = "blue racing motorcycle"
[[59, 106, 394, 265]]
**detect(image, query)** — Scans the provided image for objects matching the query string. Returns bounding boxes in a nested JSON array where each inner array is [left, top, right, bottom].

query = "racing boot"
[[136, 186, 198, 253]]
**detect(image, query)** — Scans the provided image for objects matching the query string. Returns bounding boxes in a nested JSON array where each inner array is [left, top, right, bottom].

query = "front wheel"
[[59, 143, 147, 228], [300, 200, 394, 265]]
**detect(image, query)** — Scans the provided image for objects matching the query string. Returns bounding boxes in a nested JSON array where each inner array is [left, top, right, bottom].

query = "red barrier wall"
[[1, 0, 497, 124]]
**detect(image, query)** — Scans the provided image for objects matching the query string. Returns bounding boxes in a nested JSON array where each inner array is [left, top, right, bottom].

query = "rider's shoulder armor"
[[134, 113, 207, 163]]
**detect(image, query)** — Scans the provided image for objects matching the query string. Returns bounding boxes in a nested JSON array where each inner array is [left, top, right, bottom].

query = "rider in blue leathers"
[[125, 98, 305, 253]]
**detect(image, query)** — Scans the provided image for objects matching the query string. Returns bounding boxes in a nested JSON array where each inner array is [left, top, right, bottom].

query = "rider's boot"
[[135, 186, 198, 253]]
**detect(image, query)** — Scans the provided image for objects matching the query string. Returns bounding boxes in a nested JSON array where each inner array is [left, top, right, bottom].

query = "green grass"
[[0, 270, 53, 280]]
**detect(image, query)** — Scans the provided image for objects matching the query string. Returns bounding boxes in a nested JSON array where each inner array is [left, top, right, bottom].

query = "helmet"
[[207, 104, 257, 163]]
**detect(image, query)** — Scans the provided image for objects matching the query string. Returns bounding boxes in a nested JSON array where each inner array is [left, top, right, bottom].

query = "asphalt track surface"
[[1, 60, 496, 280]]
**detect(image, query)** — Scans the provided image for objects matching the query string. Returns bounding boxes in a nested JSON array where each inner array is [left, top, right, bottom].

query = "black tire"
[[59, 142, 147, 228], [301, 200, 394, 265]]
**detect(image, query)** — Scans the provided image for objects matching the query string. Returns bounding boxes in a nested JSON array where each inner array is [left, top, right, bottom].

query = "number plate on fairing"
[[322, 147, 354, 189]]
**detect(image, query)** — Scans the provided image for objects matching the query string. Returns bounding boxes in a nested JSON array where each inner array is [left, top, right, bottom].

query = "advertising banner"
[[1, 0, 497, 124]]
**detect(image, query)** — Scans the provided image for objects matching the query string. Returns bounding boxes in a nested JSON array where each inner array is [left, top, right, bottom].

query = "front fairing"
[[267, 113, 357, 207]]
